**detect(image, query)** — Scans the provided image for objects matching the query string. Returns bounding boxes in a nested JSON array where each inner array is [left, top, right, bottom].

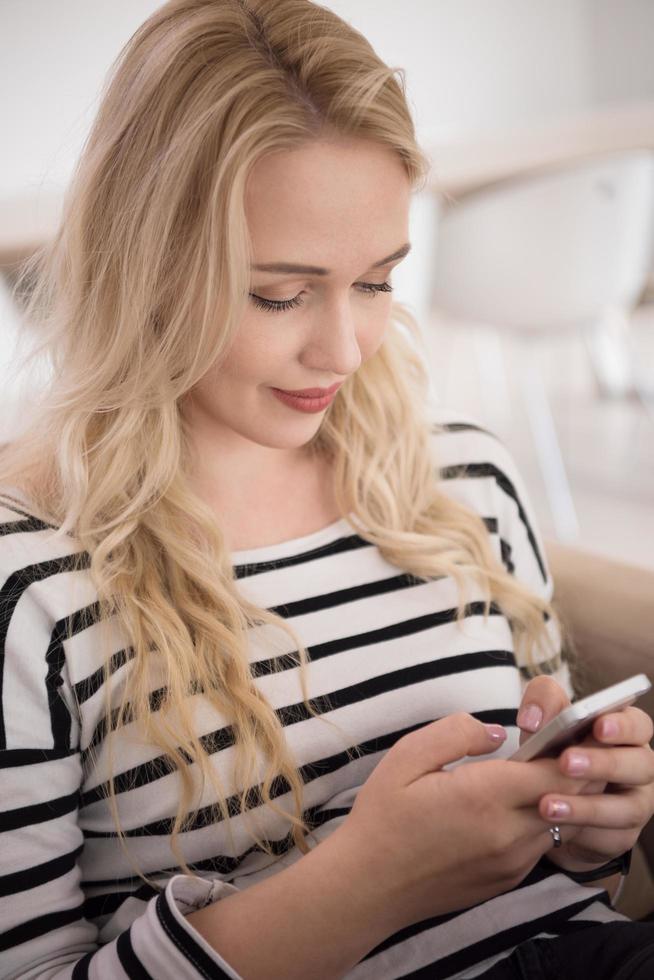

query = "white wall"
[[588, 0, 654, 105], [0, 0, 637, 201], [0, 0, 161, 198], [322, 0, 592, 144]]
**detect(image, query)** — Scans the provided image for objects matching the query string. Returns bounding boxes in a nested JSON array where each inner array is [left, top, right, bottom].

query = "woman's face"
[[186, 137, 412, 460]]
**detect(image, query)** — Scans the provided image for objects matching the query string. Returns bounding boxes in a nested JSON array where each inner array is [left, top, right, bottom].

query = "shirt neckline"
[[0, 484, 356, 563], [230, 515, 354, 565]]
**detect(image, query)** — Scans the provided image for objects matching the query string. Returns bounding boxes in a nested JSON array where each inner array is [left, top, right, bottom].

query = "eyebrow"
[[251, 242, 411, 276]]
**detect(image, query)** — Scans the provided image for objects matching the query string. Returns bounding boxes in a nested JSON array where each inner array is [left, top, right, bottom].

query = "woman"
[[1, 1, 653, 977]]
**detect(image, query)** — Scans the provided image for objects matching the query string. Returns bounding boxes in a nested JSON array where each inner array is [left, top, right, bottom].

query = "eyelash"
[[249, 280, 393, 314]]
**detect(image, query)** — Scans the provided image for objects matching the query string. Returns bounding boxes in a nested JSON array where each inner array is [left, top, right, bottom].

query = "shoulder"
[[0, 485, 75, 557], [0, 488, 88, 624], [427, 406, 531, 517], [428, 406, 523, 480], [427, 407, 550, 594]]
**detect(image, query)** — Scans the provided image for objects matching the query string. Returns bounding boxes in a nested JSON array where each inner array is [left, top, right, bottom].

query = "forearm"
[[186, 826, 404, 980]]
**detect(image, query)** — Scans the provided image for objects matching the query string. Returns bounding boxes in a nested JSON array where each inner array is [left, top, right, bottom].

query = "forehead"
[[244, 138, 411, 271]]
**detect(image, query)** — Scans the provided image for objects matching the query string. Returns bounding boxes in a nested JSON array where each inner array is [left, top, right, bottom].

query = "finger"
[[539, 785, 653, 830], [592, 705, 654, 747], [517, 676, 571, 745], [518, 810, 579, 856], [559, 744, 654, 786], [488, 757, 585, 808], [519, 808, 577, 851], [391, 713, 509, 784]]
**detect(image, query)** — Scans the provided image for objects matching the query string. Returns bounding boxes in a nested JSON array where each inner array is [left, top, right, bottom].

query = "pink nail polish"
[[600, 719, 619, 739], [485, 724, 507, 743], [566, 751, 590, 775], [519, 704, 543, 732], [547, 800, 571, 818]]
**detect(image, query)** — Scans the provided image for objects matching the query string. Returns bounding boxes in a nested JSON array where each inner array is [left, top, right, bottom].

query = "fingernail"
[[518, 704, 543, 732], [566, 751, 590, 775], [547, 800, 571, 818], [600, 719, 619, 739], [484, 724, 508, 743]]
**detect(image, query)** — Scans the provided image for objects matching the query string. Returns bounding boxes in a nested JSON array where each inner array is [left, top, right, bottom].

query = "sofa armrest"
[[545, 539, 654, 899], [545, 540, 654, 714]]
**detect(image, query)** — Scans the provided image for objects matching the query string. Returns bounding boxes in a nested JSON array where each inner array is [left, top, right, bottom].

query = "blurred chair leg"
[[634, 380, 654, 424], [630, 333, 654, 425], [583, 307, 634, 399], [516, 340, 581, 543], [585, 307, 654, 422], [471, 324, 512, 435], [439, 320, 468, 411]]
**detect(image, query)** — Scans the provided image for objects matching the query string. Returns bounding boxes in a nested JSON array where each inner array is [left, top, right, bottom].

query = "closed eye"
[[249, 280, 393, 314]]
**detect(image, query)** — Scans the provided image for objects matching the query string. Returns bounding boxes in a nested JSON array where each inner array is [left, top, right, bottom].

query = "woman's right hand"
[[336, 713, 585, 928]]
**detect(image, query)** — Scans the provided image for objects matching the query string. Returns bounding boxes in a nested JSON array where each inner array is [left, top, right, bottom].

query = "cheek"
[[216, 319, 293, 382], [358, 298, 393, 360]]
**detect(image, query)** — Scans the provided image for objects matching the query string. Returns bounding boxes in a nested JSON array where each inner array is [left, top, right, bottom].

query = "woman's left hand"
[[517, 676, 654, 872]]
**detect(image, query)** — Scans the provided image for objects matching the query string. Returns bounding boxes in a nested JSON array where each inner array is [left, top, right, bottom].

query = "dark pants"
[[479, 922, 654, 980]]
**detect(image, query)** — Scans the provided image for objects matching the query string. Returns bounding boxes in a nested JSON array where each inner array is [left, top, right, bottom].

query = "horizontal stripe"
[[85, 585, 474, 757], [0, 902, 84, 952], [80, 644, 513, 809], [80, 682, 201, 762], [0, 746, 77, 767], [268, 570, 428, 619], [75, 531, 510, 704], [83, 706, 518, 840], [398, 894, 603, 979], [73, 644, 134, 705], [0, 515, 53, 536], [0, 494, 58, 529], [80, 597, 504, 761], [83, 882, 161, 920], [362, 860, 564, 958], [253, 600, 504, 679], [234, 530, 370, 578], [0, 789, 78, 832], [0, 843, 84, 897]]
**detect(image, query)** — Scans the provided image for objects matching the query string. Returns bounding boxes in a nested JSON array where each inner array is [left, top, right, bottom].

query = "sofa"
[[546, 540, 654, 920]]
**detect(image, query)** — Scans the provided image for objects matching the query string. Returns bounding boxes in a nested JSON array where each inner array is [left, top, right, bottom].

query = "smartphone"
[[509, 673, 652, 762]]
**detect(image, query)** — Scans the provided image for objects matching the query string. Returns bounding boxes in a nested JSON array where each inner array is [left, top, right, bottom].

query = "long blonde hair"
[[1, 0, 565, 885]]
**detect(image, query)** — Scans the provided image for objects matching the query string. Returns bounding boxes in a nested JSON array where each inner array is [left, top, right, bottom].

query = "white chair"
[[429, 150, 654, 542]]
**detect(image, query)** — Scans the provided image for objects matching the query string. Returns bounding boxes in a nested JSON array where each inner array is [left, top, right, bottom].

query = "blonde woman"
[[1, 2, 654, 977]]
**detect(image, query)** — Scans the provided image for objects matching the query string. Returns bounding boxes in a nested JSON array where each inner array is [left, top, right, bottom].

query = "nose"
[[301, 294, 362, 377]]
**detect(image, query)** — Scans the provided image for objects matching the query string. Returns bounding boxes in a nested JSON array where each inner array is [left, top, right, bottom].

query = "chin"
[[267, 424, 322, 448], [257, 416, 323, 446]]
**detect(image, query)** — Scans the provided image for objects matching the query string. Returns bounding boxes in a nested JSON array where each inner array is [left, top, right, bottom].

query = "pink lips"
[[270, 382, 343, 413]]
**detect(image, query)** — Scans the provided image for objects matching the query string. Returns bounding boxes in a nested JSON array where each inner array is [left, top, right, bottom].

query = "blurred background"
[[1, 0, 653, 566]]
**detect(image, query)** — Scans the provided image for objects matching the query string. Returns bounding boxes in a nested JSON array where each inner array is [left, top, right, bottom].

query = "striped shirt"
[[0, 414, 627, 979]]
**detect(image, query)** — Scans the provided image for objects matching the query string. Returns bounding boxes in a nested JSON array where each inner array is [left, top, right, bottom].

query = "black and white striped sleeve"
[[433, 416, 573, 694], [0, 522, 244, 979]]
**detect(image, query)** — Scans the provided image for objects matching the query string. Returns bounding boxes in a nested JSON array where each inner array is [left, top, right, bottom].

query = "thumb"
[[386, 712, 507, 785], [517, 676, 571, 747]]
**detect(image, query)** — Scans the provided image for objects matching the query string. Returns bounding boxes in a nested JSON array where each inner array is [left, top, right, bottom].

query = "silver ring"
[[549, 825, 562, 848]]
